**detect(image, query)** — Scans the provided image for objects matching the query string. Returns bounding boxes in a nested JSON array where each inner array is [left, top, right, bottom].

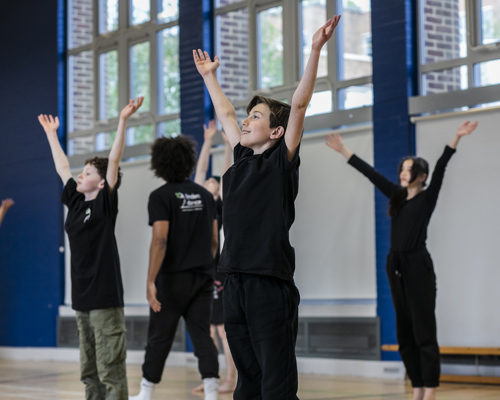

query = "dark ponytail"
[[388, 157, 429, 218]]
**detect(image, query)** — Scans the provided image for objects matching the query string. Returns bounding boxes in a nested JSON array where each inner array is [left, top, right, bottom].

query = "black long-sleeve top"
[[348, 146, 456, 251]]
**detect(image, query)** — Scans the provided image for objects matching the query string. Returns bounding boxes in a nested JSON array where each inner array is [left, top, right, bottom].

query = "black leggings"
[[387, 248, 440, 388], [142, 271, 219, 383]]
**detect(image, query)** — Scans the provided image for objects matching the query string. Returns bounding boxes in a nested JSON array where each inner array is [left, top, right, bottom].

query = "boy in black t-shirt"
[[130, 135, 220, 400], [193, 16, 341, 400], [38, 96, 143, 400]]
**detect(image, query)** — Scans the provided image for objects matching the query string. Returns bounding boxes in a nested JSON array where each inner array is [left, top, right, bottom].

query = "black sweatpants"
[[142, 270, 219, 383], [223, 273, 300, 400], [386, 248, 440, 388]]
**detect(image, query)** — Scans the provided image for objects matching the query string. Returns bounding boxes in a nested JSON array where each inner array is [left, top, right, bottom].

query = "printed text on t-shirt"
[[175, 192, 204, 212]]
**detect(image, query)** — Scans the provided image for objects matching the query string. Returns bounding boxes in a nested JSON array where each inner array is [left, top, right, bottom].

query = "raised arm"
[[147, 220, 169, 313], [326, 132, 400, 198], [107, 96, 144, 192], [285, 15, 341, 162], [426, 121, 478, 204], [193, 50, 241, 149], [194, 120, 217, 185], [0, 199, 14, 228], [219, 131, 232, 199], [38, 115, 72, 185]]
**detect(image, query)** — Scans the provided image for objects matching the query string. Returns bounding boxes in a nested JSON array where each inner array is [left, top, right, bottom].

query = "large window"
[[67, 0, 180, 164], [214, 0, 373, 132], [414, 0, 500, 112]]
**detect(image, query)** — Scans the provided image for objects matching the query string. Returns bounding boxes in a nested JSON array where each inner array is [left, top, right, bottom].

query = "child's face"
[[399, 159, 425, 189], [77, 164, 105, 194], [241, 104, 280, 149], [204, 177, 220, 198]]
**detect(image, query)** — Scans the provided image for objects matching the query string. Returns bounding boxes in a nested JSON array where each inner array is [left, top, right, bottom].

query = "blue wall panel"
[[0, 0, 63, 346]]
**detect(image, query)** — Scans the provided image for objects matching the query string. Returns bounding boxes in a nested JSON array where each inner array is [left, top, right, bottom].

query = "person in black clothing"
[[194, 15, 341, 400], [325, 120, 479, 400], [193, 121, 236, 394], [130, 135, 220, 400], [39, 96, 144, 400]]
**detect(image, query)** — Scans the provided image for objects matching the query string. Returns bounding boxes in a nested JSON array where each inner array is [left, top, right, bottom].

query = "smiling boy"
[[38, 96, 143, 400], [194, 16, 341, 400]]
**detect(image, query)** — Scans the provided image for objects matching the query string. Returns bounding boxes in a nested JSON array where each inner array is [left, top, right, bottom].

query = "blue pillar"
[[179, 0, 214, 352], [371, 0, 418, 360]]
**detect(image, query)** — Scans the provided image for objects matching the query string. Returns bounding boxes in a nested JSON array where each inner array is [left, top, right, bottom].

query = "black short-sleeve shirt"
[[218, 138, 300, 280], [148, 180, 217, 277], [62, 178, 124, 311]]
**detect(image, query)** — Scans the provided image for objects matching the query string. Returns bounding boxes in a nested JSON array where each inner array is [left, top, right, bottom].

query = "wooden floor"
[[1, 360, 500, 399]]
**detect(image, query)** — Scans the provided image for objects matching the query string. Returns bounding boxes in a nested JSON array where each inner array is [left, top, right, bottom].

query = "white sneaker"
[[129, 377, 154, 400], [203, 377, 219, 400]]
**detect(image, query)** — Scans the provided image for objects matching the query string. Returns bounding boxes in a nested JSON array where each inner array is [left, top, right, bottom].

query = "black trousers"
[[142, 270, 219, 383], [386, 248, 440, 388], [223, 273, 300, 400]]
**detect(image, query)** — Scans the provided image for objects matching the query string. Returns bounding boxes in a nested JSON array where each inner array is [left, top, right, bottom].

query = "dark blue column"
[[371, 0, 418, 360], [0, 0, 64, 346], [179, 0, 214, 351]]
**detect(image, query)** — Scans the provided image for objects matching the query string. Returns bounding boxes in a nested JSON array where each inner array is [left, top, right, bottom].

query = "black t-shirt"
[[62, 178, 124, 311], [219, 138, 300, 280], [348, 145, 456, 251], [148, 180, 217, 277]]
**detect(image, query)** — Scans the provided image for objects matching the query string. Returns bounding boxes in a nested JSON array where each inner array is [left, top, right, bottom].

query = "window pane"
[[420, 0, 466, 64], [131, 42, 150, 111], [338, 0, 372, 80], [68, 135, 94, 156], [68, 51, 94, 133], [422, 66, 467, 95], [216, 8, 250, 102], [474, 59, 500, 87], [131, 0, 150, 25], [158, 119, 181, 137], [305, 90, 332, 117], [95, 130, 117, 151], [301, 0, 327, 78], [99, 0, 118, 34], [258, 6, 283, 89], [99, 50, 119, 120], [480, 0, 500, 45], [216, 0, 244, 7], [157, 0, 178, 23], [338, 84, 373, 109], [68, 0, 93, 49], [126, 125, 154, 145], [158, 27, 180, 115]]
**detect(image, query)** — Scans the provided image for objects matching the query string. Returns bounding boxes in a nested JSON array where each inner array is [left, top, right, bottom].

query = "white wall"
[[65, 127, 378, 318], [415, 108, 500, 346]]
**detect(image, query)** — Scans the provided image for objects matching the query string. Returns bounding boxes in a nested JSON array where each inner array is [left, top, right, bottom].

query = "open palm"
[[456, 120, 478, 137], [312, 15, 341, 51], [325, 133, 344, 152], [193, 49, 220, 77], [38, 114, 60, 135], [120, 96, 144, 120]]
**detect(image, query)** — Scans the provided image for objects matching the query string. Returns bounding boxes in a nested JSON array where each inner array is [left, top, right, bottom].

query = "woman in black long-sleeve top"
[[325, 121, 478, 400]]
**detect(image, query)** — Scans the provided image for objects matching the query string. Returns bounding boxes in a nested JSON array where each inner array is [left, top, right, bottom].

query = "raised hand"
[[456, 120, 479, 137], [120, 96, 144, 120], [0, 198, 14, 212], [38, 114, 60, 136], [325, 133, 345, 153], [193, 49, 220, 77], [312, 15, 341, 51], [204, 120, 218, 141]]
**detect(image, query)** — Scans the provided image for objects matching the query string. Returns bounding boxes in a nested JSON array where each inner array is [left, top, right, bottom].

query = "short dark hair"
[[151, 135, 198, 182], [246, 95, 291, 133], [84, 156, 122, 189]]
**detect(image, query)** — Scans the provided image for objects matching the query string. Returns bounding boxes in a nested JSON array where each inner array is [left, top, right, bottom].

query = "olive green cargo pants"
[[75, 307, 128, 400]]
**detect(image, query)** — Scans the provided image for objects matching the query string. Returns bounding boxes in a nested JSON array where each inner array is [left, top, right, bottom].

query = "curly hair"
[[150, 135, 198, 182], [85, 156, 123, 189], [246, 95, 291, 133]]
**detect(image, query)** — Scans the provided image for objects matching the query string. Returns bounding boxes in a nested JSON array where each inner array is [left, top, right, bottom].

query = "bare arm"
[[0, 199, 14, 228], [107, 96, 144, 192], [449, 120, 478, 149], [286, 16, 341, 162], [147, 220, 168, 312], [212, 219, 219, 258], [38, 115, 72, 184], [219, 131, 232, 199], [194, 120, 217, 185], [193, 50, 241, 149]]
